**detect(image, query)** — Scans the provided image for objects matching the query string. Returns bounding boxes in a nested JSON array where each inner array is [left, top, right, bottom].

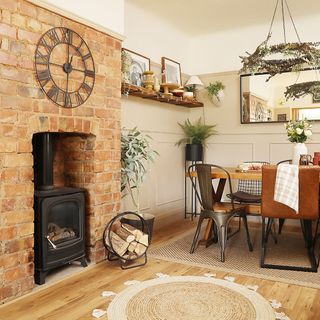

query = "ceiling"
[[130, 0, 320, 36]]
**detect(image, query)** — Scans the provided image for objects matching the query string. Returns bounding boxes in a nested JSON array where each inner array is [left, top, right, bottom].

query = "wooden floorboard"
[[0, 216, 319, 320]]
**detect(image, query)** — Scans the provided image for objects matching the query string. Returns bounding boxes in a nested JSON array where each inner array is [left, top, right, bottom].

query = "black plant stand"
[[184, 144, 203, 219]]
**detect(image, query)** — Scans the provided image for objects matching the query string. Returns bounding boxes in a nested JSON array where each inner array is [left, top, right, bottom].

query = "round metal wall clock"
[[35, 27, 95, 108]]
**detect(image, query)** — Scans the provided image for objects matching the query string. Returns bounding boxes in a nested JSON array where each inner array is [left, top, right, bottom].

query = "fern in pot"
[[121, 127, 158, 216], [176, 118, 217, 161]]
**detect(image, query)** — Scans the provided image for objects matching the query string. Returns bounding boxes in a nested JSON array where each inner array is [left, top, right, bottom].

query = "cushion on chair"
[[262, 165, 320, 220], [227, 191, 261, 203]]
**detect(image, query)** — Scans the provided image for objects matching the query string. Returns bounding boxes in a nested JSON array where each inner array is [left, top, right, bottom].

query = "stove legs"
[[35, 270, 48, 285]]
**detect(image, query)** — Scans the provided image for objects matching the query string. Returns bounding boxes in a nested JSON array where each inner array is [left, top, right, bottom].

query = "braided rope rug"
[[107, 276, 275, 320], [148, 227, 320, 288]]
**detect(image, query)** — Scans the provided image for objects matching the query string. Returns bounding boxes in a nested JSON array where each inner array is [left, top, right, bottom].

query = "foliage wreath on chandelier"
[[240, 0, 320, 100]]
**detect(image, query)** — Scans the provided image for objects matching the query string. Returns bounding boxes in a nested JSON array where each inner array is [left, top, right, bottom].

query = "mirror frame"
[[240, 68, 320, 124]]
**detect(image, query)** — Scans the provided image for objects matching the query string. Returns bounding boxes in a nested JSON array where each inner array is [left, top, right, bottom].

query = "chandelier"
[[240, 0, 320, 99]]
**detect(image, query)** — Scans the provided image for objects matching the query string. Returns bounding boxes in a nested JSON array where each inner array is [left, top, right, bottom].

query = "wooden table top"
[[189, 167, 262, 181], [212, 167, 262, 180]]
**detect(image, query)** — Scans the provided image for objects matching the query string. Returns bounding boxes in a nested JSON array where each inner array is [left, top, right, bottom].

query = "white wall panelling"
[[155, 141, 184, 207]]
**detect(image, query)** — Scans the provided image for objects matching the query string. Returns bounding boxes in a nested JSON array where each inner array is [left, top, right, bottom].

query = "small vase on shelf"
[[292, 142, 308, 165]]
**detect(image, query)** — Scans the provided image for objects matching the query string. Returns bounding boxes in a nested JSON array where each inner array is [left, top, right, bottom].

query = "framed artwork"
[[277, 113, 287, 121], [161, 57, 181, 86], [312, 93, 320, 103], [123, 48, 150, 87]]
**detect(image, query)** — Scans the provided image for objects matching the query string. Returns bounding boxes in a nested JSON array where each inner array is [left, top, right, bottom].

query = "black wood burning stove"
[[33, 133, 87, 285]]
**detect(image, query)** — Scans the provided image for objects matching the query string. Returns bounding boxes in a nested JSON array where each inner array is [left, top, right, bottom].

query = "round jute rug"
[[107, 276, 275, 320]]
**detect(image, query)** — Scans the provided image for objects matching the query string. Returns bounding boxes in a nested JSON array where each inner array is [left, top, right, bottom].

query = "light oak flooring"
[[0, 216, 319, 320]]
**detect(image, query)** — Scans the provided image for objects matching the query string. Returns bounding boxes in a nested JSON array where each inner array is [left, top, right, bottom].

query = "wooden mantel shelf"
[[122, 83, 204, 108]]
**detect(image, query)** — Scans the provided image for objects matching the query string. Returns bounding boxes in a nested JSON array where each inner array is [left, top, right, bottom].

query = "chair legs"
[[190, 212, 253, 263], [217, 224, 228, 262], [265, 218, 278, 244], [261, 217, 318, 272], [242, 214, 253, 252], [278, 218, 285, 234], [190, 216, 204, 254]]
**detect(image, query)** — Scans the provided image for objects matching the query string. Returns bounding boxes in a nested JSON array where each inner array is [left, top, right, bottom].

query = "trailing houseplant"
[[176, 118, 217, 161], [206, 81, 225, 104], [121, 127, 158, 216]]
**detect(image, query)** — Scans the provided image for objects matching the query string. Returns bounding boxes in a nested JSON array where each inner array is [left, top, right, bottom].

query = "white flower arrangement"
[[285, 119, 312, 143]]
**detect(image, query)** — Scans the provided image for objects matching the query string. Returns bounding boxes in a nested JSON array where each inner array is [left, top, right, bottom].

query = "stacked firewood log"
[[105, 221, 149, 260]]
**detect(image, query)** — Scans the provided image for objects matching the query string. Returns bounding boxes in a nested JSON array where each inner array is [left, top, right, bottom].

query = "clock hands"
[[64, 55, 74, 107], [49, 61, 85, 73]]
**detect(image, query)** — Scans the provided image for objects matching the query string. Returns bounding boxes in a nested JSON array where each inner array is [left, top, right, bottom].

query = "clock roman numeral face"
[[37, 69, 51, 86], [84, 69, 95, 78], [75, 92, 84, 105], [35, 27, 95, 108], [35, 51, 49, 65], [64, 93, 72, 108], [61, 28, 73, 45], [81, 83, 92, 95], [39, 38, 52, 54], [47, 85, 60, 101], [47, 29, 60, 46]]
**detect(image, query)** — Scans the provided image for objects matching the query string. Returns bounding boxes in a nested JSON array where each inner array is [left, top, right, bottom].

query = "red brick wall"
[[0, 0, 121, 303]]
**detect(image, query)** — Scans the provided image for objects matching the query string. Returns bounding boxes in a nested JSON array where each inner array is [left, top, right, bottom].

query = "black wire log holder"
[[103, 212, 149, 270]]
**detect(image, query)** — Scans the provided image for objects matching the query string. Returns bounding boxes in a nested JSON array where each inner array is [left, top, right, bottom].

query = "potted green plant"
[[183, 85, 194, 101], [121, 127, 158, 216], [176, 118, 217, 161], [206, 81, 225, 105]]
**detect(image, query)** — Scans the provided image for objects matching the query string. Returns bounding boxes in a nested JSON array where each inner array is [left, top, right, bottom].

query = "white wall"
[[37, 0, 124, 36], [124, 1, 192, 74], [120, 1, 194, 223], [189, 15, 320, 74]]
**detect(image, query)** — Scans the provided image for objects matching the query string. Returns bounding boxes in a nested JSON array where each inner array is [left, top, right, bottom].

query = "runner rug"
[[148, 227, 320, 288]]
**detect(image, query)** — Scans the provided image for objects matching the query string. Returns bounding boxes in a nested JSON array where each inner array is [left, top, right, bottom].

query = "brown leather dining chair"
[[276, 160, 292, 235], [188, 164, 253, 262], [261, 165, 320, 272]]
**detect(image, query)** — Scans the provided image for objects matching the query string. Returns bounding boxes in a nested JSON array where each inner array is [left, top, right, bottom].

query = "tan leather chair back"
[[262, 165, 320, 220]]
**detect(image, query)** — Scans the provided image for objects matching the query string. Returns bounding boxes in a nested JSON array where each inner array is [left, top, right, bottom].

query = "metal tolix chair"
[[188, 163, 253, 262]]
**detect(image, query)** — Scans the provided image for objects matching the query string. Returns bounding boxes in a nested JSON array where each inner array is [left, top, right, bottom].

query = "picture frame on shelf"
[[123, 48, 150, 87], [277, 113, 287, 121], [161, 57, 181, 86]]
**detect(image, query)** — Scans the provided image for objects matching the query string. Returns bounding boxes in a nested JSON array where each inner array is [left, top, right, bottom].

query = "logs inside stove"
[[33, 133, 87, 285]]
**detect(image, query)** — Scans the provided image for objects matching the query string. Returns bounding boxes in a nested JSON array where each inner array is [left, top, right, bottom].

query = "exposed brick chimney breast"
[[0, 0, 121, 303]]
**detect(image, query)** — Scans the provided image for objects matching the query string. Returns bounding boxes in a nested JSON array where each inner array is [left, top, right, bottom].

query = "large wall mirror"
[[240, 69, 320, 123]]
